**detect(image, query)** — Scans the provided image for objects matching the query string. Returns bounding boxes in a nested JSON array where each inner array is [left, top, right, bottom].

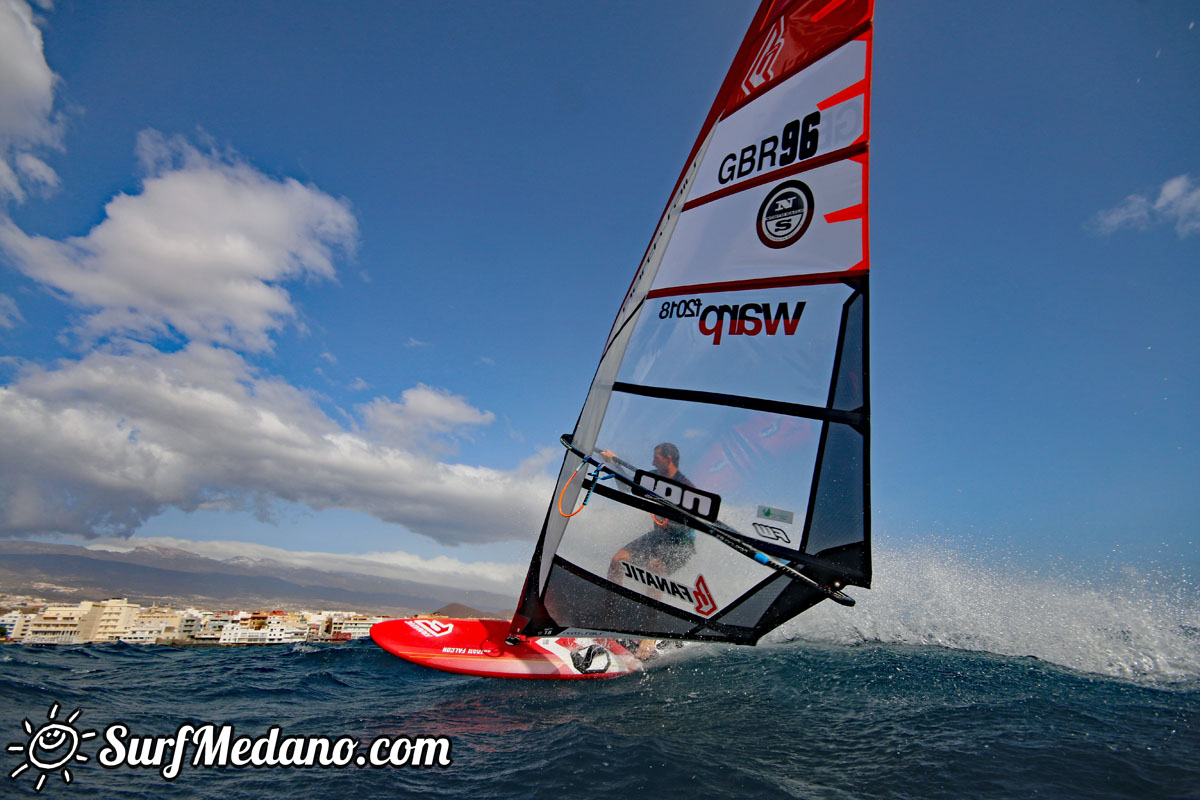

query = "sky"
[[0, 0, 1196, 602]]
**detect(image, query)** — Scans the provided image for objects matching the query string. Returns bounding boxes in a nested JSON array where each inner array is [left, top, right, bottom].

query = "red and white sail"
[[513, 0, 874, 645]]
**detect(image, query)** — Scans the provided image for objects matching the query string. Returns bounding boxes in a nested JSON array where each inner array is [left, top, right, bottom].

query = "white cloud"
[[0, 15, 552, 552], [360, 383, 496, 452], [1154, 175, 1200, 237], [0, 292, 21, 328], [0, 344, 552, 544], [0, 125, 552, 547], [0, 0, 61, 204], [0, 131, 358, 351], [1091, 193, 1151, 233], [14, 151, 57, 193], [348, 377, 370, 391], [1091, 174, 1200, 238]]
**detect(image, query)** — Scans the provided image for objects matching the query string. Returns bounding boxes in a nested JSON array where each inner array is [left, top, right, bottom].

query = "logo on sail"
[[633, 471, 721, 522], [618, 563, 719, 618], [697, 300, 805, 345], [751, 522, 791, 544], [757, 180, 815, 249], [692, 575, 718, 617], [405, 620, 454, 637], [741, 16, 786, 96]]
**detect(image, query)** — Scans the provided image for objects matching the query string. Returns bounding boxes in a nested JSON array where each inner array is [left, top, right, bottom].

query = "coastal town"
[[0, 593, 396, 646]]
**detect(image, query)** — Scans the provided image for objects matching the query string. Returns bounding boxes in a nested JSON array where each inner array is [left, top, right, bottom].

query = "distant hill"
[[0, 540, 510, 616], [431, 602, 503, 619]]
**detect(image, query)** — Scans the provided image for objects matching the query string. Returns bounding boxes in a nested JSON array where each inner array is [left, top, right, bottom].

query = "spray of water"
[[774, 541, 1200, 684]]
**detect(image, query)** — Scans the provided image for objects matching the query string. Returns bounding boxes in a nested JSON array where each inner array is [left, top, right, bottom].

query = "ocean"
[[3, 549, 1198, 799]]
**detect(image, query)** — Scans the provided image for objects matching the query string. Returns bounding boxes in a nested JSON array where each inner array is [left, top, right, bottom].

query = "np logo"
[[405, 619, 454, 637], [757, 180, 815, 249], [752, 522, 791, 544], [633, 470, 722, 522], [568, 644, 612, 675], [742, 16, 785, 96]]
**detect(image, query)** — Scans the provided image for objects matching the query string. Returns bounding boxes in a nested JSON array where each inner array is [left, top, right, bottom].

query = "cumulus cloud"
[[0, 343, 552, 543], [1091, 174, 1200, 238], [0, 11, 554, 552], [0, 126, 555, 546], [360, 383, 496, 452], [0, 0, 61, 203], [0, 131, 358, 351]]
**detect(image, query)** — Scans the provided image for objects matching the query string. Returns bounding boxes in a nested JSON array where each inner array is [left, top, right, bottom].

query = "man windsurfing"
[[598, 442, 696, 659]]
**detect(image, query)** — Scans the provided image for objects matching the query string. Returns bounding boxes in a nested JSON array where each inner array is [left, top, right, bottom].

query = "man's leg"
[[634, 557, 668, 659], [608, 549, 632, 583], [609, 541, 663, 660]]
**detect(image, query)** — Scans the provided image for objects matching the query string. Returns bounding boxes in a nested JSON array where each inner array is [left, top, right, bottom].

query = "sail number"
[[659, 298, 702, 319], [718, 111, 820, 185]]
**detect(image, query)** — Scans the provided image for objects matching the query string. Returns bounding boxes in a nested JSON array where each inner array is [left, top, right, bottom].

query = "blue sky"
[[0, 0, 1196, 598]]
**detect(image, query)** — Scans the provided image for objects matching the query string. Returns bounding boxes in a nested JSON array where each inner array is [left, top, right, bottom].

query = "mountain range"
[[0, 540, 510, 616]]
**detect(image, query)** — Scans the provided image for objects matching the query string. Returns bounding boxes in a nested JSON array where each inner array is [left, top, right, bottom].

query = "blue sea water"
[[3, 550, 1198, 799]]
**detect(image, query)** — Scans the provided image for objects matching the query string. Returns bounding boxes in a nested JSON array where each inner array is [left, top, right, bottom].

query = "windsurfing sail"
[[512, 0, 873, 646]]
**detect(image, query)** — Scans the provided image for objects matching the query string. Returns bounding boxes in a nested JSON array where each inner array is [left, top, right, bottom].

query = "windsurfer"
[[600, 442, 697, 576], [599, 442, 697, 658]]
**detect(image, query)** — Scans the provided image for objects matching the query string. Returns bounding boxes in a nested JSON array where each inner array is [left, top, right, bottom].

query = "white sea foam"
[[773, 542, 1200, 684]]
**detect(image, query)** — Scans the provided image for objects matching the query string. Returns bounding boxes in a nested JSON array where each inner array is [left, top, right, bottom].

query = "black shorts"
[[623, 526, 695, 574]]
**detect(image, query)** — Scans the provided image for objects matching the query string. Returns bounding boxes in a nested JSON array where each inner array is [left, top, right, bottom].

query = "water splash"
[[775, 542, 1200, 684]]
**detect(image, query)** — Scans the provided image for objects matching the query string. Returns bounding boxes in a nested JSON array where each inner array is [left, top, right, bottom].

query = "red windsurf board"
[[370, 618, 642, 680]]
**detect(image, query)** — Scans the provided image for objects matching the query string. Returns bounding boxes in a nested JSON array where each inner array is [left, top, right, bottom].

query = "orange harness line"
[[558, 462, 590, 518]]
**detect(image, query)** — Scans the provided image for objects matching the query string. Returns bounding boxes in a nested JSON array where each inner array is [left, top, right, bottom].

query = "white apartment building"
[[218, 617, 308, 645], [178, 610, 209, 640], [6, 599, 386, 646], [90, 599, 142, 642], [1, 611, 36, 641], [120, 609, 186, 644], [327, 613, 386, 641], [18, 597, 147, 644], [191, 611, 247, 643], [22, 602, 102, 644]]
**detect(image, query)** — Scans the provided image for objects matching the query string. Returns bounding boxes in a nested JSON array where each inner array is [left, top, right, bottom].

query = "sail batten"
[[611, 381, 864, 429], [683, 141, 868, 213], [645, 267, 864, 300], [513, 0, 873, 644]]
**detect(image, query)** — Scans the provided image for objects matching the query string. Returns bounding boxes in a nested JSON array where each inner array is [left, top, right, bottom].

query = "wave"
[[774, 542, 1200, 685]]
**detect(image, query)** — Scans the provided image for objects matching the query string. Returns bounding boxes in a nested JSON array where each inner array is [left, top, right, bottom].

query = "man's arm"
[[596, 448, 638, 474]]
